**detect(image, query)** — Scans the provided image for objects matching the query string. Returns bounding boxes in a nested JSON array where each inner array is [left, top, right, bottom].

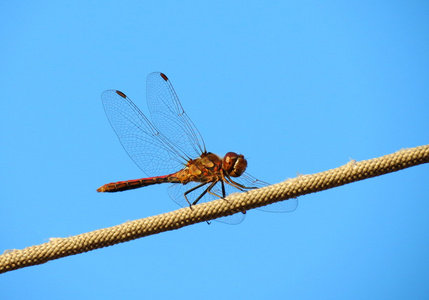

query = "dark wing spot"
[[115, 90, 127, 98], [160, 73, 169, 81]]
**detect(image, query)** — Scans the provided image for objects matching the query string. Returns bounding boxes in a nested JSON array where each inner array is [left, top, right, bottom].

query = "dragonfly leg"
[[214, 180, 246, 216], [224, 174, 257, 191], [221, 180, 226, 198], [206, 181, 223, 199], [192, 181, 217, 205], [184, 182, 208, 207]]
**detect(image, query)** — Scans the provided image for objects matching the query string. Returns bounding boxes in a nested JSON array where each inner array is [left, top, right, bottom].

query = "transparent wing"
[[146, 72, 206, 160], [232, 173, 298, 213], [168, 172, 298, 225], [101, 90, 185, 177]]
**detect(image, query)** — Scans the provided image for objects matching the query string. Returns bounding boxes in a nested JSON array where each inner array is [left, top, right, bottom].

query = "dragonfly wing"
[[101, 90, 185, 177], [257, 198, 298, 213], [231, 173, 299, 213], [146, 72, 206, 160]]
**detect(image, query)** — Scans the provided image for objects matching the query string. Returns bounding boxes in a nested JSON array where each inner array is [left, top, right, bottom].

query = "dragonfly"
[[97, 72, 298, 224]]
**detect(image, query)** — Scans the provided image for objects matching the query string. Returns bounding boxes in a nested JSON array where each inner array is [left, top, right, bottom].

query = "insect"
[[97, 72, 298, 223]]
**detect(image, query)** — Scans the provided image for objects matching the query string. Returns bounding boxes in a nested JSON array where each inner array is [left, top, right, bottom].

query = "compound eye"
[[222, 152, 238, 172], [222, 152, 247, 177], [231, 156, 247, 177]]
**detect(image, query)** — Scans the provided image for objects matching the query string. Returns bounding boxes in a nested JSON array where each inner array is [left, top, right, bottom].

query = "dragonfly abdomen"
[[97, 174, 180, 193]]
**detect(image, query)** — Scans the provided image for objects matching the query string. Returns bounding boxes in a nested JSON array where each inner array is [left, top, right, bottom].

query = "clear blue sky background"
[[1, 1, 428, 299]]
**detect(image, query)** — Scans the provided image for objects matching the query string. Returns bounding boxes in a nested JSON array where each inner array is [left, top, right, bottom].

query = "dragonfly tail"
[[97, 175, 180, 193]]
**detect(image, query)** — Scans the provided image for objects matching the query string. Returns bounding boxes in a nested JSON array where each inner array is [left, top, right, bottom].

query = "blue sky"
[[1, 1, 428, 299]]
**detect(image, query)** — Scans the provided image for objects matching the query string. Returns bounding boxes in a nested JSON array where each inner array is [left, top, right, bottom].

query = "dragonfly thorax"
[[176, 152, 247, 184], [222, 152, 247, 177]]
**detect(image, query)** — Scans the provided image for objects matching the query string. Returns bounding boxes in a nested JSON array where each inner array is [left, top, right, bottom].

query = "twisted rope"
[[1, 144, 428, 274]]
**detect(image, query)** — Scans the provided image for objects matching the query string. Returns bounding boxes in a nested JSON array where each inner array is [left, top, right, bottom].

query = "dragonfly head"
[[222, 152, 247, 177]]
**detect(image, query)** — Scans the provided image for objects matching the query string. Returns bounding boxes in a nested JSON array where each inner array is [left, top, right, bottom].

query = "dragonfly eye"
[[223, 152, 247, 177]]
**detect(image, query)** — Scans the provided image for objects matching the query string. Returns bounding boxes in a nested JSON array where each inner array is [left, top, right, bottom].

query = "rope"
[[1, 144, 428, 274]]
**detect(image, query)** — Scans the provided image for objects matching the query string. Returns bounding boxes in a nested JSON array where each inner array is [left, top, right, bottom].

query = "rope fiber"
[[1, 144, 428, 274]]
